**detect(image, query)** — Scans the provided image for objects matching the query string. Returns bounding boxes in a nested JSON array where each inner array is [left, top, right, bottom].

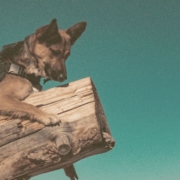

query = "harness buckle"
[[8, 63, 24, 76]]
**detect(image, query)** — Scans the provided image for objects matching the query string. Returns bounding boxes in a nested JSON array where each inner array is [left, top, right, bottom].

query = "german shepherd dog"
[[0, 19, 86, 126]]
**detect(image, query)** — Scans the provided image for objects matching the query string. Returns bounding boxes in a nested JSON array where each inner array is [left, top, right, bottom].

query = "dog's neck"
[[1, 35, 39, 73], [0, 35, 42, 91]]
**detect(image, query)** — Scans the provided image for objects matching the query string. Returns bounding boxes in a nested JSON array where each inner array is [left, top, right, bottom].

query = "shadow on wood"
[[0, 77, 115, 180]]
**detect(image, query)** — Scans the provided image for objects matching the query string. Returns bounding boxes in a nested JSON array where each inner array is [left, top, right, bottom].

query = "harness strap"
[[0, 58, 10, 72], [0, 39, 42, 91], [0, 72, 6, 82], [0, 57, 25, 82]]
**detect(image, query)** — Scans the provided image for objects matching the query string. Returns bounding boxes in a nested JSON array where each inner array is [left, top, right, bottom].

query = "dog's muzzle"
[[51, 70, 67, 82], [44, 64, 67, 82]]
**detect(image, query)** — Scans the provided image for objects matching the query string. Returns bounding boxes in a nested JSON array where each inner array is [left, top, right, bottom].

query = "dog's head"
[[32, 19, 86, 82]]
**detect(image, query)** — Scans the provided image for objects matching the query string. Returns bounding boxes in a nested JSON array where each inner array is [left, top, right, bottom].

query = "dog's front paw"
[[37, 113, 60, 126]]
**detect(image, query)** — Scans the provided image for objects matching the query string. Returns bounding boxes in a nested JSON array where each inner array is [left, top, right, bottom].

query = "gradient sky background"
[[0, 0, 180, 180]]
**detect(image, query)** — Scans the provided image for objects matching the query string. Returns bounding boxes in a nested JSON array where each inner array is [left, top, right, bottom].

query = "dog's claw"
[[36, 113, 61, 126]]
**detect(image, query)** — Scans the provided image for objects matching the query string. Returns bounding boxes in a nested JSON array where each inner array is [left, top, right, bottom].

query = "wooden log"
[[0, 77, 115, 180]]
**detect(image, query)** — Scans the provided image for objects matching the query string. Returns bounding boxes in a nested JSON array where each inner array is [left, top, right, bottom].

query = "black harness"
[[0, 57, 25, 82], [0, 39, 50, 91], [0, 57, 42, 91]]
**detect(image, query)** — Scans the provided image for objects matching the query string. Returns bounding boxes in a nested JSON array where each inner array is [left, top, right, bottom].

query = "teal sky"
[[1, 0, 180, 180]]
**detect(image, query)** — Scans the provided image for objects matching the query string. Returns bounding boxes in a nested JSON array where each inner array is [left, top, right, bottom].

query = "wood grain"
[[0, 77, 115, 180]]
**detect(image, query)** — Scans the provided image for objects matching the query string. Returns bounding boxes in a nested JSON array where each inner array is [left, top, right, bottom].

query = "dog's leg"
[[0, 97, 60, 125], [0, 74, 60, 125]]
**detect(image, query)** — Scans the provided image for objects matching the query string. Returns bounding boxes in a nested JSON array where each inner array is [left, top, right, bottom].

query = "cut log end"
[[55, 135, 72, 155]]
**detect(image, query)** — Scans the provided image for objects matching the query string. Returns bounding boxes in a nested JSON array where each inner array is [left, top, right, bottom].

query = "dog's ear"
[[66, 22, 87, 45], [36, 19, 62, 44]]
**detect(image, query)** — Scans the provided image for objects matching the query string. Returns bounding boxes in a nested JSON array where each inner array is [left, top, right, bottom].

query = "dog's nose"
[[60, 73, 67, 80], [51, 70, 66, 82], [60, 74, 64, 79]]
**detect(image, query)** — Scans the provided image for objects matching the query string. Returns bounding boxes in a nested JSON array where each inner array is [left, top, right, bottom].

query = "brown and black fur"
[[0, 19, 86, 125]]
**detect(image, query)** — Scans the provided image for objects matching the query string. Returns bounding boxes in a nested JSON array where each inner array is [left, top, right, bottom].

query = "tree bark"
[[0, 77, 115, 180]]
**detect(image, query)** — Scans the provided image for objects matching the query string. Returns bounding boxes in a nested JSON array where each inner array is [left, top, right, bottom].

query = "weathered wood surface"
[[0, 77, 115, 180]]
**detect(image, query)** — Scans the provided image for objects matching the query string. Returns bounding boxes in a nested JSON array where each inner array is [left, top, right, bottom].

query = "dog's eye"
[[51, 49, 62, 56]]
